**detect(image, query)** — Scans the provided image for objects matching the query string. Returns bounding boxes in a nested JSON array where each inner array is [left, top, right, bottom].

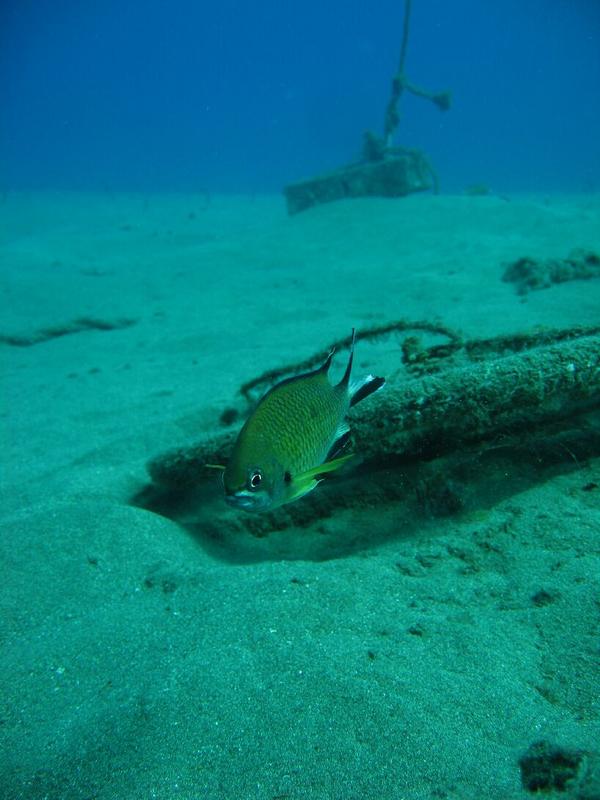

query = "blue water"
[[1, 0, 599, 194]]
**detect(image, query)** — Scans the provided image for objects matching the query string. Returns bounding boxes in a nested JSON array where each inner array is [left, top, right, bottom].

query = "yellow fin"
[[286, 477, 321, 503], [297, 453, 354, 481], [286, 454, 354, 504]]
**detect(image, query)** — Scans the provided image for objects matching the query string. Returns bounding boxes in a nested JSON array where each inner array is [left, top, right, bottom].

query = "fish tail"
[[349, 374, 385, 407]]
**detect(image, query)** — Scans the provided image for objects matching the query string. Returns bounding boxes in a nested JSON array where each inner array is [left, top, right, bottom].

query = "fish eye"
[[248, 469, 262, 490]]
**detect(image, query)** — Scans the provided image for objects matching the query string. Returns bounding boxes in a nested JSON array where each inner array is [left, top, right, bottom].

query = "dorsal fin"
[[338, 328, 356, 388], [320, 347, 335, 373]]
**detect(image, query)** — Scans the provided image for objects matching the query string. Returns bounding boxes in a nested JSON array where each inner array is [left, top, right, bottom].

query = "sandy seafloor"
[[1, 190, 599, 799]]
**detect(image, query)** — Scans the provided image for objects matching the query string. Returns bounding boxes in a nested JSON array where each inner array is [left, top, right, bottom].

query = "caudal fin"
[[349, 374, 385, 407]]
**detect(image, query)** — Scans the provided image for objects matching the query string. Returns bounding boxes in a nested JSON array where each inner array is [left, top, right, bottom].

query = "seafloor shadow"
[[131, 413, 600, 563]]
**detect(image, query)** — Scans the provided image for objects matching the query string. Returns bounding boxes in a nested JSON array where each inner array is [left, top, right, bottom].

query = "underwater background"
[[1, 2, 600, 799], [2, 0, 600, 194]]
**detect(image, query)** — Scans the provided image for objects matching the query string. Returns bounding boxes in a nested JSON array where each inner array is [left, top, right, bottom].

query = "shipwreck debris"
[[283, 0, 450, 214], [502, 249, 600, 294], [284, 148, 436, 216]]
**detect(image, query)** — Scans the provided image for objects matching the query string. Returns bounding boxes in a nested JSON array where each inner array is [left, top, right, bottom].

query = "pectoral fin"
[[287, 454, 355, 503], [310, 453, 354, 477], [286, 476, 321, 503]]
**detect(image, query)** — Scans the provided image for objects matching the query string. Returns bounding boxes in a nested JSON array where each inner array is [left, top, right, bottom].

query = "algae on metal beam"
[[146, 331, 600, 491]]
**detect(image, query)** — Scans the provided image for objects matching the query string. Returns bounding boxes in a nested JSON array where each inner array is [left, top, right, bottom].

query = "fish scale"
[[249, 374, 347, 474]]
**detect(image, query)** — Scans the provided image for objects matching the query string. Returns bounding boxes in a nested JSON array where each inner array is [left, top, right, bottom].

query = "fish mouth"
[[225, 490, 270, 512]]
